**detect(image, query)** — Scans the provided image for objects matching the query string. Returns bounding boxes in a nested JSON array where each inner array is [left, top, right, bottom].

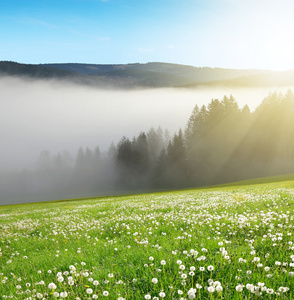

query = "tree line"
[[1, 90, 294, 203], [116, 90, 294, 189]]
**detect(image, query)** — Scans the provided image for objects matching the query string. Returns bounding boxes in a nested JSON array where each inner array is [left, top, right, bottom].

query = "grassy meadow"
[[1, 178, 294, 299]]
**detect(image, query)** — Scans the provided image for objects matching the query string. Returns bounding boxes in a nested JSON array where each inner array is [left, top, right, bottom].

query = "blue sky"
[[1, 0, 294, 70]]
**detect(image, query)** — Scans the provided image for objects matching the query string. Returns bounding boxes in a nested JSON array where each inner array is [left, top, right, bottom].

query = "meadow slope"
[[1, 180, 294, 299]]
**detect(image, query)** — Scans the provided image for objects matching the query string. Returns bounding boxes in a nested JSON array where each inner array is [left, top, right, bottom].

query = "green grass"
[[1, 177, 294, 299], [214, 173, 294, 187]]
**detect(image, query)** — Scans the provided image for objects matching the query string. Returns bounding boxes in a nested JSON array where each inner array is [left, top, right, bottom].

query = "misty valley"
[[1, 73, 294, 205], [1, 62, 294, 206], [3, 1, 294, 298], [1, 63, 294, 299]]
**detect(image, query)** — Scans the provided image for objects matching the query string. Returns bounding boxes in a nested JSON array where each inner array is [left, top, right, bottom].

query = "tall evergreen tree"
[[147, 127, 165, 166], [166, 129, 189, 187], [75, 147, 85, 170], [185, 104, 200, 148]]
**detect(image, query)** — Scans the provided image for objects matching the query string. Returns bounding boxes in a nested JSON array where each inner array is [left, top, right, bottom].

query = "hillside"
[[1, 179, 294, 299], [2, 61, 294, 88], [44, 62, 271, 87], [0, 61, 79, 79], [186, 69, 294, 88], [0, 60, 277, 88]]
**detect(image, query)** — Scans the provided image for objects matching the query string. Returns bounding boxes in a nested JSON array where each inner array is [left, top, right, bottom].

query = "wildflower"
[[207, 286, 215, 293], [235, 285, 243, 292], [48, 283, 57, 289], [103, 291, 109, 296], [60, 291, 68, 298], [207, 265, 214, 271], [257, 282, 264, 287], [159, 291, 165, 298], [68, 279, 74, 286], [216, 285, 223, 292], [152, 278, 158, 284], [145, 295, 151, 299], [86, 288, 93, 294]]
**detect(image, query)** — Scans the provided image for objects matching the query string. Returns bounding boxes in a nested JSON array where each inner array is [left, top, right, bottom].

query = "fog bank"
[[0, 76, 292, 171]]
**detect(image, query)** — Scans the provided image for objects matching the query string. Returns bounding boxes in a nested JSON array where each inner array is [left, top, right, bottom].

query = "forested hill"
[[0, 60, 279, 88], [45, 62, 281, 87], [43, 62, 267, 85], [0, 61, 79, 79]]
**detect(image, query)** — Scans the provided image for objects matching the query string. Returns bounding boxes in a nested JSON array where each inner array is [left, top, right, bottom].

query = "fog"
[[1, 76, 293, 205], [1, 76, 289, 172]]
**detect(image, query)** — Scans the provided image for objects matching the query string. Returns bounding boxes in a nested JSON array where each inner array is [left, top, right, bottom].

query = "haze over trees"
[[1, 90, 294, 205]]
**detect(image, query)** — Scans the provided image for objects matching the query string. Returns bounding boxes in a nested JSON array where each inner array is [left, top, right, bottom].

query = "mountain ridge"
[[1, 61, 293, 88]]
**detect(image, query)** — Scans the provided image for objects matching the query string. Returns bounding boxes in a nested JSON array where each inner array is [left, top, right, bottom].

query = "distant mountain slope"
[[1, 61, 293, 88], [0, 61, 79, 79], [44, 62, 271, 86], [0, 61, 138, 88], [191, 69, 294, 87], [1, 61, 188, 88]]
